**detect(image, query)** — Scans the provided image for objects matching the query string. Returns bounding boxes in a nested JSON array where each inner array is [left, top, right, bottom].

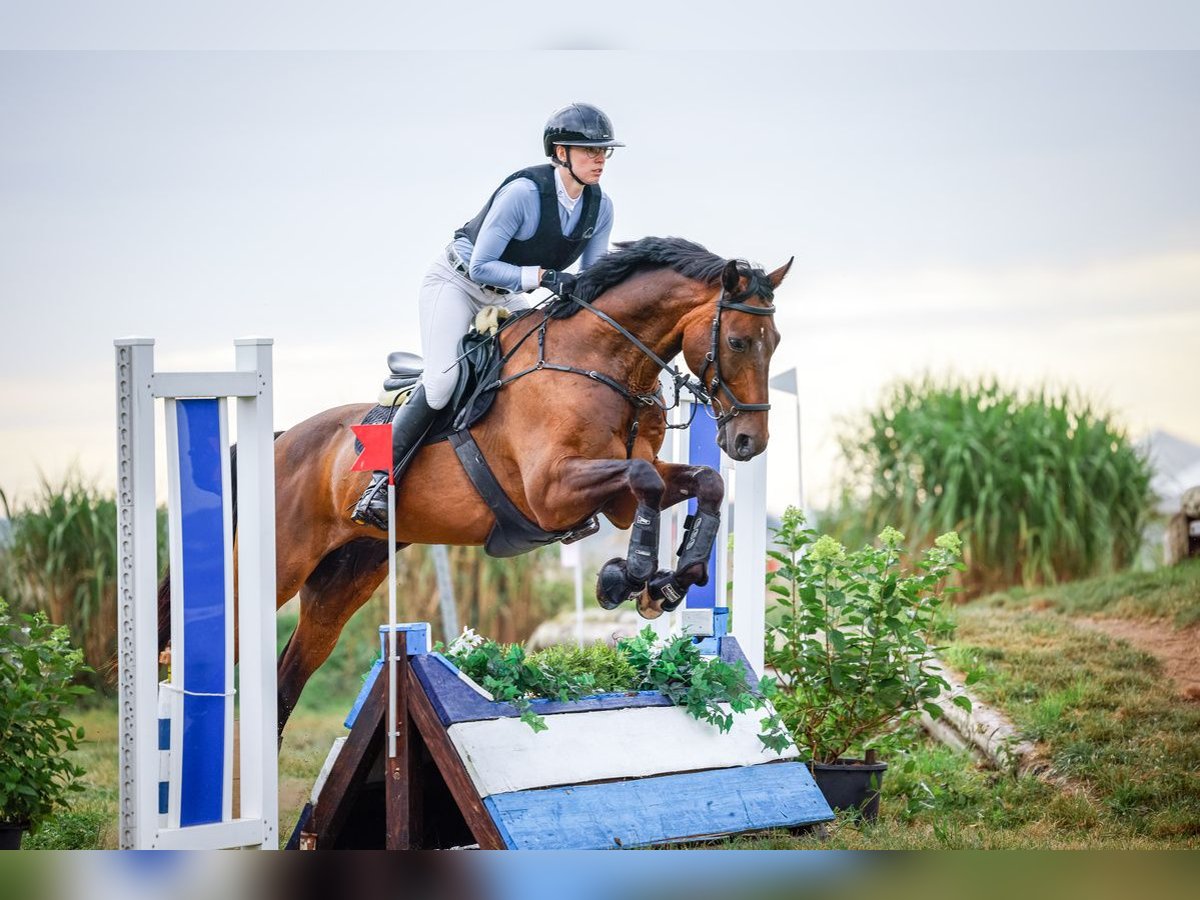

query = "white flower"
[[447, 626, 486, 657]]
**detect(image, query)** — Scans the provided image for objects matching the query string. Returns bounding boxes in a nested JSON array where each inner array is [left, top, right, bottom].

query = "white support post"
[[117, 337, 278, 850], [234, 337, 278, 849], [116, 338, 159, 851], [731, 448, 768, 678]]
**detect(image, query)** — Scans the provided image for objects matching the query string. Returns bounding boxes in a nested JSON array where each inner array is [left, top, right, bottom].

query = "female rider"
[[352, 102, 622, 528]]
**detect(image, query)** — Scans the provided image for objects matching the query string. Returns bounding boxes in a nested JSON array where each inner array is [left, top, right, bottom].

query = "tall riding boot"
[[350, 385, 440, 529]]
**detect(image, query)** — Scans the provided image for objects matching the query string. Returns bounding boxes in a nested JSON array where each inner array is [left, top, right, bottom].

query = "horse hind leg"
[[276, 537, 396, 741]]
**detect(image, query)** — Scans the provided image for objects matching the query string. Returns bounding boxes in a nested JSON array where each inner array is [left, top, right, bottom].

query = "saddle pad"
[[353, 325, 506, 456]]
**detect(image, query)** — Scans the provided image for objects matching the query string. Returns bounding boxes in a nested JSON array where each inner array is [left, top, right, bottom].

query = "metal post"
[[116, 337, 158, 850]]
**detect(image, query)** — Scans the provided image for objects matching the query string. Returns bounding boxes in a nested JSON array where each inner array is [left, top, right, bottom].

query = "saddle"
[[356, 309, 599, 557]]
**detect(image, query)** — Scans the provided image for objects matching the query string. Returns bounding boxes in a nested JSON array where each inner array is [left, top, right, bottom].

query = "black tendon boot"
[[350, 386, 440, 529]]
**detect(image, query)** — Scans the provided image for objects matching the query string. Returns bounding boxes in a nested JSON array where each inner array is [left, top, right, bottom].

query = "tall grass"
[[0, 471, 167, 688], [836, 377, 1154, 596]]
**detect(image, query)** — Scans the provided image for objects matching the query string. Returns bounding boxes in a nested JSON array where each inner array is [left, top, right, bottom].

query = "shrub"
[[765, 508, 966, 763], [0, 598, 92, 833], [836, 377, 1154, 595]]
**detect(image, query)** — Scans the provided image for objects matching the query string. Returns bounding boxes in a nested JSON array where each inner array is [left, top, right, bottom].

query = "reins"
[[462, 272, 775, 457]]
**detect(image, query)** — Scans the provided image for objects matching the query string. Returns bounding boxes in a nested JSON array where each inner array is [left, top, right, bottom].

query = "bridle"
[[472, 273, 775, 453], [697, 285, 776, 429]]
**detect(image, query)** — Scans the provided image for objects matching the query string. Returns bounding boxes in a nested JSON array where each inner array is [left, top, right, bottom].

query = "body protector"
[[454, 164, 601, 272]]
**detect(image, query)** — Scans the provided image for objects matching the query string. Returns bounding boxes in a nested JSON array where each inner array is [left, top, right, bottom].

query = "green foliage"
[[765, 507, 965, 763], [0, 597, 93, 832], [836, 377, 1154, 595], [614, 628, 791, 751], [527, 641, 638, 694], [442, 627, 791, 749], [0, 471, 168, 690], [441, 632, 598, 732]]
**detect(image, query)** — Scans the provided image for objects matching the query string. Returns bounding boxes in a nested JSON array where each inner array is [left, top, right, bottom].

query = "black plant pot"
[[809, 758, 888, 821], [0, 822, 28, 850]]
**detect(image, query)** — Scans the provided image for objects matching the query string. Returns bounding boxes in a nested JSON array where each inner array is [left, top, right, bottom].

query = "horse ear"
[[767, 257, 794, 289], [722, 260, 741, 293]]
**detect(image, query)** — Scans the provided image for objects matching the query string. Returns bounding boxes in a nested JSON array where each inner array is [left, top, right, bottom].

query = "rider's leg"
[[351, 264, 479, 528]]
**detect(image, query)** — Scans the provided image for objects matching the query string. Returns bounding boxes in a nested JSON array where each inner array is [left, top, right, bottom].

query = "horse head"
[[683, 257, 792, 461]]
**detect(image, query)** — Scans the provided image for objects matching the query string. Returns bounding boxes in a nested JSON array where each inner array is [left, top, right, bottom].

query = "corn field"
[[836, 377, 1155, 596], [0, 471, 168, 688]]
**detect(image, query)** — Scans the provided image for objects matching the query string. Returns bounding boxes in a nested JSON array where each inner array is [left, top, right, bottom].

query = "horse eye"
[[727, 337, 748, 352]]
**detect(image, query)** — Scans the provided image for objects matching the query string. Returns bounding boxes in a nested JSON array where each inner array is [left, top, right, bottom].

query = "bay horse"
[[162, 236, 790, 738]]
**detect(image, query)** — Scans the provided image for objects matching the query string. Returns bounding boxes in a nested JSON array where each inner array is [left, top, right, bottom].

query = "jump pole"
[[116, 337, 278, 850]]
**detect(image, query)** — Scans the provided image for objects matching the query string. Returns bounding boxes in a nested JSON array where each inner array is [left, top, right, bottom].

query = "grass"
[[972, 557, 1200, 627], [25, 559, 1200, 849]]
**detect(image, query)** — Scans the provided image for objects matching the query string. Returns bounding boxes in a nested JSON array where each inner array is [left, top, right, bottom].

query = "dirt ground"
[[1076, 617, 1200, 702]]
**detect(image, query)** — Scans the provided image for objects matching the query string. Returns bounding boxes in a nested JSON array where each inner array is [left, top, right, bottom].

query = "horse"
[[160, 236, 790, 738]]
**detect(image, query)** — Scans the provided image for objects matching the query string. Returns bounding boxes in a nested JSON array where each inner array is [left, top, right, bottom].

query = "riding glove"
[[539, 269, 578, 298]]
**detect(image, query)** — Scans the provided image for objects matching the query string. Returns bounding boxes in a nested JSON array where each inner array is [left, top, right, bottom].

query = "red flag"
[[351, 424, 393, 482]]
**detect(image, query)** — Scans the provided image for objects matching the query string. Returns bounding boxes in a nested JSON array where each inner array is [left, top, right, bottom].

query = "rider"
[[351, 102, 622, 528]]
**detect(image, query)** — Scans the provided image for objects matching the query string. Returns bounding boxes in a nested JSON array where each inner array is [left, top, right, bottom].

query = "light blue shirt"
[[453, 172, 614, 294]]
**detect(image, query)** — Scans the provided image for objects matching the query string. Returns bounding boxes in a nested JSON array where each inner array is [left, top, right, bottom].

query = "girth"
[[448, 429, 598, 558]]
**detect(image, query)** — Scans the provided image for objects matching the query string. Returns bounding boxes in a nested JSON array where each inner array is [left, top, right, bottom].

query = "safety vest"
[[454, 164, 601, 272]]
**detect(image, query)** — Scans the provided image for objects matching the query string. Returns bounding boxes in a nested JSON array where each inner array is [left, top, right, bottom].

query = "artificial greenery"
[[835, 377, 1154, 595], [441, 626, 791, 751], [765, 507, 968, 764], [0, 597, 92, 833]]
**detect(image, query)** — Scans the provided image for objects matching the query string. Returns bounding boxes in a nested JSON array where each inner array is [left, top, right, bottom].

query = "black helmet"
[[543, 102, 625, 157]]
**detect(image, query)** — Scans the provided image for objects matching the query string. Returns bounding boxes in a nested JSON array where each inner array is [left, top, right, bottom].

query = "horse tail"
[[156, 431, 286, 656]]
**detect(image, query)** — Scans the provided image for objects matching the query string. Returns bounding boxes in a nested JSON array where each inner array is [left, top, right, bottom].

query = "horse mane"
[[547, 236, 774, 319]]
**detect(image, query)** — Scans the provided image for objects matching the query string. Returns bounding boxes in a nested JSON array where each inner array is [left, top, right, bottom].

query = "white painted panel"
[[151, 817, 267, 850], [151, 371, 260, 398], [448, 703, 798, 798]]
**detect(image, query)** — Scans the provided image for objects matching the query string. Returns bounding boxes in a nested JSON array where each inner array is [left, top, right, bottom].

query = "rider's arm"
[[468, 179, 541, 293], [577, 194, 614, 273]]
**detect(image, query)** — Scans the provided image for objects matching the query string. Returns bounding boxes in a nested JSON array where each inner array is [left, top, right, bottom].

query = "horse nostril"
[[736, 434, 754, 459]]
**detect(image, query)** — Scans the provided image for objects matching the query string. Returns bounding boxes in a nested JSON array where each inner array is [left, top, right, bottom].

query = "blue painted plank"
[[410, 636, 762, 728], [175, 397, 227, 828], [484, 761, 833, 850], [344, 658, 383, 730]]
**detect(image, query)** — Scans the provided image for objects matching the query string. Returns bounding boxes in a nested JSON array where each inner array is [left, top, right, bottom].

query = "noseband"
[[698, 286, 776, 429]]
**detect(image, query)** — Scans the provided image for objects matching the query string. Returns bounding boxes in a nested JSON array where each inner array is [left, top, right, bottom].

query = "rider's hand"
[[540, 269, 578, 297]]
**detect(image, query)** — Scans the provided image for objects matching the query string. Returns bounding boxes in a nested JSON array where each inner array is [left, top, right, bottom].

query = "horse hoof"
[[647, 570, 687, 612], [636, 589, 664, 620], [596, 558, 645, 610]]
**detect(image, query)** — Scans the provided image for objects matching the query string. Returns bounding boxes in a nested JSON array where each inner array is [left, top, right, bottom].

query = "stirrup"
[[351, 472, 390, 529]]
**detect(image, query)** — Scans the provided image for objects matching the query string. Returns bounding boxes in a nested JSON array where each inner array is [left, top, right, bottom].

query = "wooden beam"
[[385, 633, 425, 848], [407, 667, 507, 849], [310, 662, 386, 846]]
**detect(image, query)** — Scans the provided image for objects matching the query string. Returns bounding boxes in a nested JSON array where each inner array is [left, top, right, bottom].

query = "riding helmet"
[[543, 102, 625, 156]]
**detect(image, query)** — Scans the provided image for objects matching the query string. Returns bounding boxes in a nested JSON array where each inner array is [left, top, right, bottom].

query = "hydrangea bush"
[[0, 599, 92, 833], [765, 507, 967, 764]]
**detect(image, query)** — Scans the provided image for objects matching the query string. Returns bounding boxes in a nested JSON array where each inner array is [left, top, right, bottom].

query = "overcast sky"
[[2, 23, 1198, 511]]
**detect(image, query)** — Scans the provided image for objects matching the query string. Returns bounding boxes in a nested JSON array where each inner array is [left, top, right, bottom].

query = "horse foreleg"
[[534, 457, 666, 614], [638, 461, 726, 618]]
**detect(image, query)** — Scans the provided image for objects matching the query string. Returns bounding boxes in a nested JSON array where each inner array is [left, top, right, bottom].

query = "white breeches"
[[418, 251, 533, 410]]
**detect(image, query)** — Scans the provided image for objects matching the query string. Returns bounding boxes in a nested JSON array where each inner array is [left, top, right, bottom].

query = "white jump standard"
[[115, 337, 278, 850]]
